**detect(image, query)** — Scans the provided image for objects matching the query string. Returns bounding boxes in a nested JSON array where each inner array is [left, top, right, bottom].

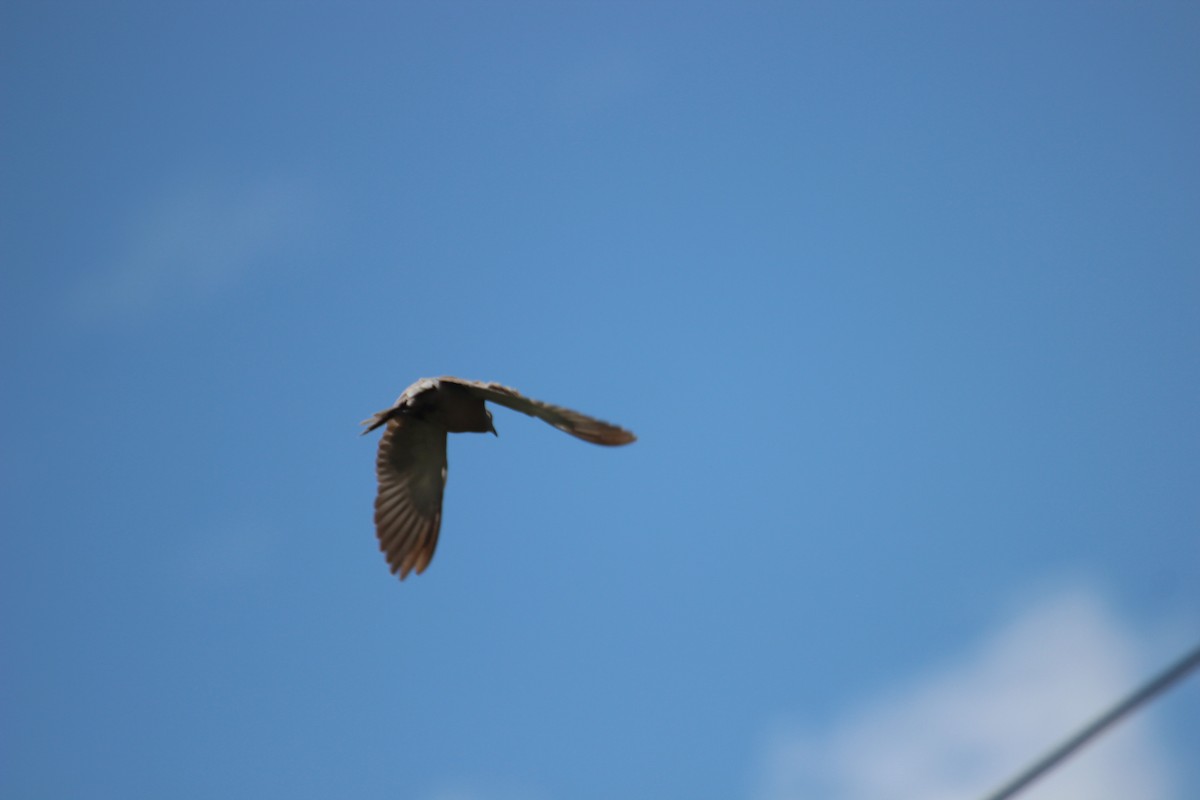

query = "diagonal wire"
[[981, 640, 1200, 800]]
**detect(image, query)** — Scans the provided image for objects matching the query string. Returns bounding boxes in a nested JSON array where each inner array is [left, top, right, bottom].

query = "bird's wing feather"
[[374, 416, 448, 579], [440, 376, 636, 446]]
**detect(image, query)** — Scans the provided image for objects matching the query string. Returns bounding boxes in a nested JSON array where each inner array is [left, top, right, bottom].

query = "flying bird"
[[361, 376, 636, 579]]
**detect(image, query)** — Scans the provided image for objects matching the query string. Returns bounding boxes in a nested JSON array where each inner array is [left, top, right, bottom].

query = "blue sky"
[[2, 3, 1198, 798]]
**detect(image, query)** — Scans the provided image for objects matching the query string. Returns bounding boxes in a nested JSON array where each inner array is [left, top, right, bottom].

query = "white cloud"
[[756, 587, 1179, 800], [70, 174, 313, 319]]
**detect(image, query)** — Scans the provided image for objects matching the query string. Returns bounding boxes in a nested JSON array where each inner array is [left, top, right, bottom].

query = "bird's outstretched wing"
[[440, 376, 636, 446], [374, 415, 448, 579]]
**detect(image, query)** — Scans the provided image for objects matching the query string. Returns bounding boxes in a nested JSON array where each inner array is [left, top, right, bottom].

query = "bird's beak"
[[487, 413, 498, 437]]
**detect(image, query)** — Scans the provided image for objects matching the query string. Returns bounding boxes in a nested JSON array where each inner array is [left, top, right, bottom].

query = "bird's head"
[[486, 409, 498, 436]]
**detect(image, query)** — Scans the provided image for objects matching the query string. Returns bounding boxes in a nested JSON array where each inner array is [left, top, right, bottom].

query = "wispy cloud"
[[556, 49, 652, 118], [756, 586, 1179, 800], [422, 783, 546, 800], [175, 515, 285, 589], [69, 174, 314, 320]]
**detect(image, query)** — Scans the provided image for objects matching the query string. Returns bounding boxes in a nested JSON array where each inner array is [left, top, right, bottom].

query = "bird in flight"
[[361, 376, 636, 579]]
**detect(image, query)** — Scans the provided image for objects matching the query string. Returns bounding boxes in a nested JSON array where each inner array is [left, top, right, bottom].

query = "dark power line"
[[981, 640, 1200, 800]]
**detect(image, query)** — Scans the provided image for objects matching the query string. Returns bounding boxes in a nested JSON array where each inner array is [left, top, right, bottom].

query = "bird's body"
[[362, 377, 496, 435], [362, 376, 636, 579]]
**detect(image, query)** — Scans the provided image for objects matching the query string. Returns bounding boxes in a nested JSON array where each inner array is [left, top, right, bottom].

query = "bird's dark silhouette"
[[361, 376, 636, 579]]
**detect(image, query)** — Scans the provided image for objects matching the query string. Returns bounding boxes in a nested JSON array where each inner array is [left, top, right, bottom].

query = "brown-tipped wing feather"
[[374, 416, 448, 579], [440, 377, 636, 446]]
